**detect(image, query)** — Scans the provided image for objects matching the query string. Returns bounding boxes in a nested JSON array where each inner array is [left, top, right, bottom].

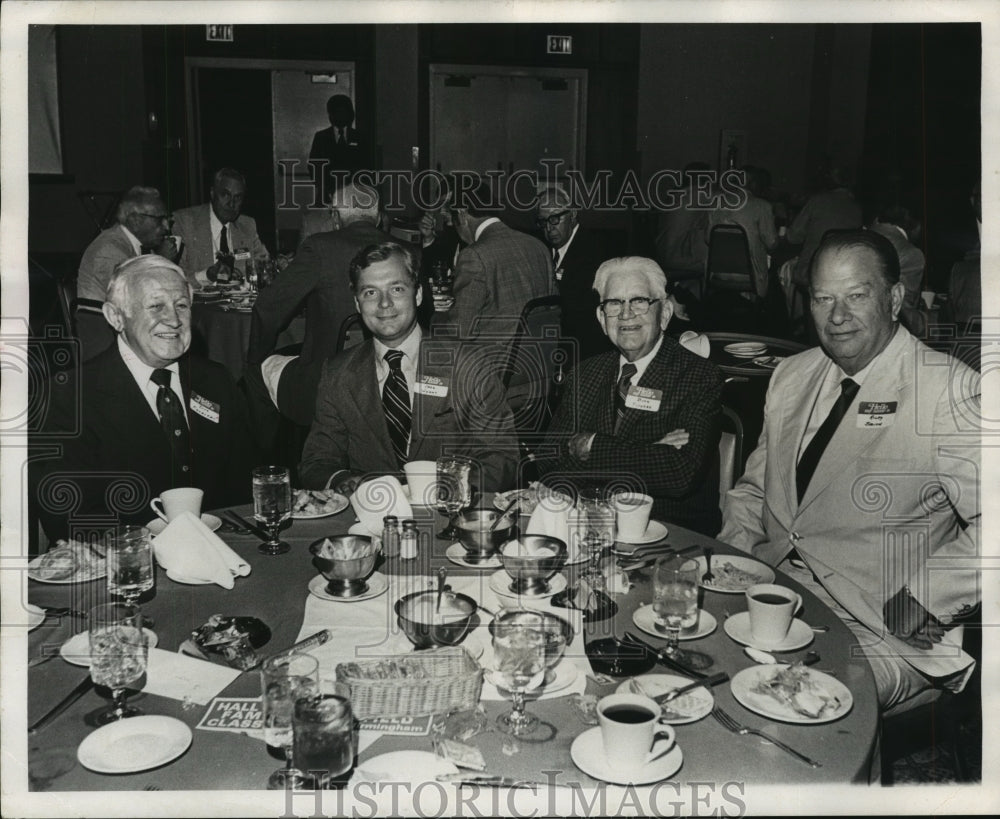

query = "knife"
[[655, 671, 729, 703], [28, 675, 94, 734], [226, 511, 272, 542], [622, 630, 708, 679], [436, 773, 551, 788]]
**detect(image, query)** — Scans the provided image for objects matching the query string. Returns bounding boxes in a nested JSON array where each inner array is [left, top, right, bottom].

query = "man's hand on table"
[[655, 428, 689, 449], [567, 432, 596, 461], [883, 586, 945, 649], [330, 470, 365, 497]]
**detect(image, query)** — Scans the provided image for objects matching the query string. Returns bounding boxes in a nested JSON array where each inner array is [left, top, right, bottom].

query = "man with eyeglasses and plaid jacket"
[[540, 256, 724, 536]]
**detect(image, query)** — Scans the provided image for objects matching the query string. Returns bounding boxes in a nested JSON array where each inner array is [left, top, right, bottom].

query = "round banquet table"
[[705, 332, 808, 379], [24, 504, 878, 799]]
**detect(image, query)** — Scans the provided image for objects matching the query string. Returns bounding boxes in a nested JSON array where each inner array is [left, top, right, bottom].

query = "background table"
[[704, 332, 808, 380], [26, 506, 877, 794]]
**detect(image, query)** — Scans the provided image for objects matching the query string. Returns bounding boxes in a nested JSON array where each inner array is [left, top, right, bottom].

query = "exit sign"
[[547, 35, 572, 55], [206, 25, 234, 42]]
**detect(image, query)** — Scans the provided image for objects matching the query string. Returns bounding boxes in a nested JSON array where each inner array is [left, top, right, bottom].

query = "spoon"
[[436, 566, 448, 613], [490, 498, 519, 532]]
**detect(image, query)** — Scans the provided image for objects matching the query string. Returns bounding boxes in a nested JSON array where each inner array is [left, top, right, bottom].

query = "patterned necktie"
[[150, 368, 190, 480], [796, 377, 860, 502], [614, 363, 638, 433], [382, 350, 411, 468], [219, 223, 230, 255]]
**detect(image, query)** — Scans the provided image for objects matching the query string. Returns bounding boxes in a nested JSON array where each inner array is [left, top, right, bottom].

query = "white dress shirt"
[[552, 223, 580, 269], [617, 332, 664, 384], [117, 336, 187, 424]]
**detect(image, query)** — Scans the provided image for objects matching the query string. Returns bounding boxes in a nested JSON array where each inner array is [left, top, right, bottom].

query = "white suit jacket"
[[171, 203, 269, 277], [719, 326, 980, 681]]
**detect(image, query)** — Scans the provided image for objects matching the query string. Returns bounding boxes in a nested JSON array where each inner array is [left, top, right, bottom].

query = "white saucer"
[[723, 612, 814, 651], [26, 603, 45, 630], [488, 569, 567, 600], [446, 542, 501, 569], [165, 569, 213, 585], [539, 661, 579, 694], [308, 571, 389, 602], [570, 726, 682, 785], [147, 514, 222, 535], [616, 674, 715, 724], [60, 628, 159, 666], [77, 715, 192, 773], [353, 750, 458, 785], [616, 520, 668, 545], [632, 605, 717, 641]]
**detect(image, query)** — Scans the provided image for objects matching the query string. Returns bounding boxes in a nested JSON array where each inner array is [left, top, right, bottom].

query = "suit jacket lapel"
[[593, 355, 619, 435], [776, 358, 829, 511], [409, 347, 450, 460], [348, 342, 397, 466], [103, 347, 167, 443]]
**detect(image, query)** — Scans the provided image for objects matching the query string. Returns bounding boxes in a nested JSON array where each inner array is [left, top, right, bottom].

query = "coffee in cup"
[[612, 492, 653, 541], [150, 487, 204, 523], [596, 692, 675, 771], [745, 583, 802, 646]]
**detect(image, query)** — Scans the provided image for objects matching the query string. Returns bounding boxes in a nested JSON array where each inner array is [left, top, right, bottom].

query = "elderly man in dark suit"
[[432, 183, 554, 344], [33, 255, 256, 541], [299, 242, 517, 496], [246, 183, 392, 441], [541, 256, 723, 535]]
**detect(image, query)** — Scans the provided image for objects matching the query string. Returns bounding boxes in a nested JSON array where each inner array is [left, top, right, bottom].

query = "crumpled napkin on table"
[[524, 494, 585, 563], [152, 511, 250, 588], [350, 475, 413, 535], [679, 330, 711, 359]]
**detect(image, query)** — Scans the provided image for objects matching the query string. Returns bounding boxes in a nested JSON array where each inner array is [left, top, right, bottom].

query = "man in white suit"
[[720, 230, 980, 715], [171, 167, 269, 284]]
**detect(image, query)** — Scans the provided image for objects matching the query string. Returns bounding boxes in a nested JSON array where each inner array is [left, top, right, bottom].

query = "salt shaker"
[[382, 515, 400, 558], [400, 519, 418, 560]]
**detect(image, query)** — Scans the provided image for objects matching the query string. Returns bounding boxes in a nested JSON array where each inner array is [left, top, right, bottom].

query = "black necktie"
[[382, 350, 411, 468], [150, 368, 190, 481], [796, 377, 860, 502], [614, 363, 638, 433], [219, 223, 230, 255]]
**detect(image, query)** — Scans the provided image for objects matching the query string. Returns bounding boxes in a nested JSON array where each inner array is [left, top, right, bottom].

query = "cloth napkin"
[[679, 330, 710, 359], [524, 495, 584, 563], [152, 511, 251, 588], [350, 475, 413, 535], [296, 573, 589, 702]]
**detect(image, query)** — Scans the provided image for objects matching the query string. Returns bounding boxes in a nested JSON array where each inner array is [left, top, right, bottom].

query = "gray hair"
[[331, 182, 379, 225], [592, 256, 669, 301], [106, 255, 192, 309], [212, 167, 247, 189], [115, 186, 164, 224]]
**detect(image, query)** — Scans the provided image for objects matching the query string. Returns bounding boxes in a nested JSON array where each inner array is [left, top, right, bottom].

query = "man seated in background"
[[33, 256, 255, 541], [76, 185, 180, 360], [171, 167, 269, 285], [299, 242, 517, 496], [719, 230, 980, 715], [868, 204, 926, 337], [246, 182, 391, 447], [541, 256, 723, 536], [536, 182, 613, 362]]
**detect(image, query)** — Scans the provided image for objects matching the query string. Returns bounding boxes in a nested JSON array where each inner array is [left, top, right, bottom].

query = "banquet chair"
[[335, 313, 369, 354], [718, 405, 744, 503], [55, 275, 77, 336], [705, 224, 755, 297]]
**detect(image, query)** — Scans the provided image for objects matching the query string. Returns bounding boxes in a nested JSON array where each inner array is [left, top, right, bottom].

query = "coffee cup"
[[403, 460, 438, 506], [745, 583, 802, 646], [596, 693, 675, 771], [150, 487, 203, 523], [612, 492, 653, 541]]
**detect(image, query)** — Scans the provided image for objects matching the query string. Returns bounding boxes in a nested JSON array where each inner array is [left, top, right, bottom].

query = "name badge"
[[190, 392, 221, 424], [414, 375, 449, 398], [624, 385, 662, 412], [856, 400, 897, 428]]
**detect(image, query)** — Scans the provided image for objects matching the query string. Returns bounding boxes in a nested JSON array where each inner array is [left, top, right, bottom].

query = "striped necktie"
[[614, 363, 638, 433], [796, 377, 860, 502], [382, 350, 411, 468], [150, 368, 190, 481]]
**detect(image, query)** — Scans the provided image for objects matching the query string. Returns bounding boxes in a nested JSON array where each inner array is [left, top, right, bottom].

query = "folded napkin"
[[679, 330, 711, 359], [524, 494, 584, 562], [152, 511, 251, 588], [350, 475, 413, 535]]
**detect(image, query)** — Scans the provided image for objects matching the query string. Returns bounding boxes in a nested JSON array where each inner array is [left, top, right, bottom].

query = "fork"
[[710, 707, 821, 768], [701, 546, 715, 584]]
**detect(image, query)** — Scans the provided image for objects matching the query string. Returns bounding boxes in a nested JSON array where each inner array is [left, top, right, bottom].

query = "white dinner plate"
[[616, 520, 668, 545], [27, 553, 107, 585], [752, 355, 785, 369], [77, 715, 193, 773], [724, 342, 767, 358], [26, 603, 45, 631], [731, 663, 853, 724], [353, 750, 458, 785], [147, 514, 222, 535], [308, 571, 388, 602], [632, 604, 717, 641], [570, 726, 682, 785], [539, 661, 579, 695], [695, 554, 774, 593], [616, 673, 715, 724], [291, 489, 350, 519], [60, 628, 159, 666], [445, 542, 501, 569], [488, 569, 567, 600], [723, 612, 814, 652]]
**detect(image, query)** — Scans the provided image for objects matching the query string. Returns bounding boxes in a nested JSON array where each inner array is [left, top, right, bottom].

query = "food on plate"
[[705, 560, 762, 590], [292, 489, 344, 516], [30, 539, 105, 581], [751, 664, 841, 718], [494, 482, 569, 515]]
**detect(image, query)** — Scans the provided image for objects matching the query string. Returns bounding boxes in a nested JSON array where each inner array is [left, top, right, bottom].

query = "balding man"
[[34, 256, 255, 541], [541, 256, 723, 536], [247, 183, 392, 434]]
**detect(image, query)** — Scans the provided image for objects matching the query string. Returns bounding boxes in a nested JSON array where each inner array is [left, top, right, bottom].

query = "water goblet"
[[253, 465, 293, 555], [436, 455, 473, 539], [292, 680, 355, 789], [491, 621, 546, 736], [106, 525, 154, 605], [652, 555, 706, 665], [261, 652, 319, 789], [576, 488, 616, 589], [87, 602, 148, 725]]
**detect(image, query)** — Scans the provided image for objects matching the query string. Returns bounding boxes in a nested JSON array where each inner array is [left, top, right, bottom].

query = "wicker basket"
[[335, 646, 483, 719]]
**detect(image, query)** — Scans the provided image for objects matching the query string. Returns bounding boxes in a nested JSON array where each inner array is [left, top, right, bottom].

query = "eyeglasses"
[[537, 210, 571, 228], [599, 297, 660, 317]]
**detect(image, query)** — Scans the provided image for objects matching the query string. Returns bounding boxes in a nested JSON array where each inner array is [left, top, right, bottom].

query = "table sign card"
[[197, 697, 263, 737]]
